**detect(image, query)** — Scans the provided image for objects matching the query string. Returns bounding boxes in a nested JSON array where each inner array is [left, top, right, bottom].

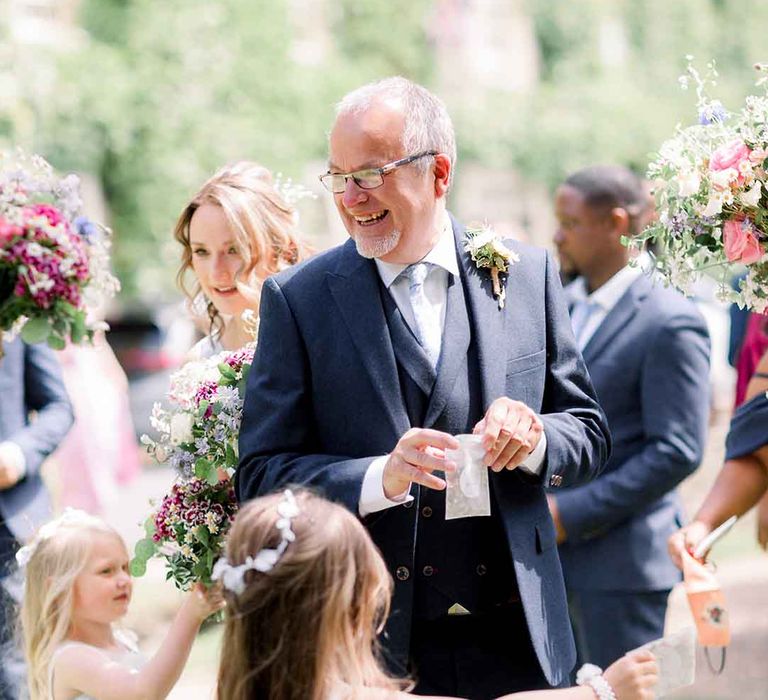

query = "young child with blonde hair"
[[214, 490, 658, 700], [17, 509, 222, 700]]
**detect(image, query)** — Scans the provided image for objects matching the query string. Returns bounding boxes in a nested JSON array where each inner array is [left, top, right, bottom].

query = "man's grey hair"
[[335, 76, 457, 189]]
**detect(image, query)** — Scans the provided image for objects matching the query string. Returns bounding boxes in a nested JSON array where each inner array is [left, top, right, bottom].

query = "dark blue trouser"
[[410, 602, 555, 699]]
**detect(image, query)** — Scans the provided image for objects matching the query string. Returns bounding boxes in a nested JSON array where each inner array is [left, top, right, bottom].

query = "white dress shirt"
[[567, 263, 644, 350], [359, 215, 547, 516]]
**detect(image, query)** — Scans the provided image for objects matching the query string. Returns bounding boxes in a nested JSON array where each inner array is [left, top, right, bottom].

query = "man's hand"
[[0, 448, 23, 490], [382, 428, 459, 500], [547, 494, 567, 544], [667, 520, 712, 570], [473, 398, 543, 472]]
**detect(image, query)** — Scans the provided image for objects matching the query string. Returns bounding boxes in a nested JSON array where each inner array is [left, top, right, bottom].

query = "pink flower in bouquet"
[[723, 218, 764, 264], [26, 204, 66, 228], [710, 140, 752, 172], [0, 217, 21, 243]]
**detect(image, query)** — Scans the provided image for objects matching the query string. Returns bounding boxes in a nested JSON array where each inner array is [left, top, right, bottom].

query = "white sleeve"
[[516, 429, 547, 476], [359, 455, 414, 516]]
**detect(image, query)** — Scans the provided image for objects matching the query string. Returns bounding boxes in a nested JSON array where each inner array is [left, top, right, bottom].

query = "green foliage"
[[480, 0, 768, 193], [10, 0, 433, 301], [7, 0, 768, 287]]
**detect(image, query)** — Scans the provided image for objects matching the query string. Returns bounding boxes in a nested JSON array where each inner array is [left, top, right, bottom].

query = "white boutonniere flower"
[[463, 225, 519, 309]]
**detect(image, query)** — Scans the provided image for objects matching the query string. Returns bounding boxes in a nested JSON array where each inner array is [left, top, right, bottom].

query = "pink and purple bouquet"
[[132, 343, 254, 589], [632, 60, 768, 311], [0, 150, 119, 350], [130, 477, 238, 588]]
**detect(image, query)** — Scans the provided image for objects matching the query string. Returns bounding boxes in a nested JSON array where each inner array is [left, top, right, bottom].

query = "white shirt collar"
[[570, 263, 643, 312], [374, 213, 460, 289]]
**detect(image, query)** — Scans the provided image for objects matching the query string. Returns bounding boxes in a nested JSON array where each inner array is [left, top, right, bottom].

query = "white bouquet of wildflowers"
[[632, 59, 768, 311], [141, 343, 254, 480], [133, 343, 255, 589]]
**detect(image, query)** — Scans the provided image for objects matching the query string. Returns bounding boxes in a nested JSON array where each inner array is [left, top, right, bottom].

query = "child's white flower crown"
[[212, 489, 299, 595], [15, 508, 94, 569]]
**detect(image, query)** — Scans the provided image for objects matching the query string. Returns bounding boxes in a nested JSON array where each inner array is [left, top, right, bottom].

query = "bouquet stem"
[[491, 267, 506, 309]]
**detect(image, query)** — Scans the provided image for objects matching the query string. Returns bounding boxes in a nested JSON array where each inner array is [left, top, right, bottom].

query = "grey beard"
[[353, 228, 401, 259]]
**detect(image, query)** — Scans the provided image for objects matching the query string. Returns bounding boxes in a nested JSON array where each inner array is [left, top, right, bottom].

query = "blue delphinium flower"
[[74, 215, 100, 242], [699, 101, 728, 125]]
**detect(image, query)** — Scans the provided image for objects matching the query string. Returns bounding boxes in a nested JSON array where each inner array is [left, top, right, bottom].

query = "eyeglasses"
[[319, 151, 438, 194]]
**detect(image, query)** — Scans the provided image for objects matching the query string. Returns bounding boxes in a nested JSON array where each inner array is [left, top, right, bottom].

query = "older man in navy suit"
[[0, 338, 73, 699], [550, 165, 710, 670], [237, 78, 610, 698]]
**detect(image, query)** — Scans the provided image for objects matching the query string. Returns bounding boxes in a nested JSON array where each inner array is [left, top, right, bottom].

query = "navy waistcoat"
[[379, 271, 517, 620]]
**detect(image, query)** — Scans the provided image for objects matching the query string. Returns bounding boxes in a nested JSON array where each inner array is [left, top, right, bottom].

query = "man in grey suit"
[[0, 338, 73, 699], [237, 78, 611, 697], [549, 165, 710, 669]]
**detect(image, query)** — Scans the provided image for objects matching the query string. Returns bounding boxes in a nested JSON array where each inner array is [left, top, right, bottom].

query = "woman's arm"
[[55, 585, 222, 700], [496, 650, 658, 700], [668, 454, 768, 568]]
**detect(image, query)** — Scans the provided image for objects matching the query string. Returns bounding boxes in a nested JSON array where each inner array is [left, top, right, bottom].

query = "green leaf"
[[71, 313, 87, 344], [143, 516, 156, 537], [218, 363, 236, 380], [134, 537, 157, 560], [195, 457, 212, 479], [206, 468, 219, 486], [197, 526, 209, 546], [21, 317, 51, 344], [47, 333, 66, 351], [129, 558, 147, 577]]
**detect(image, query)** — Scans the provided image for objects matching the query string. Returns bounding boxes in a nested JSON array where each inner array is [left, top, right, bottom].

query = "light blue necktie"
[[570, 298, 601, 346], [404, 262, 441, 368]]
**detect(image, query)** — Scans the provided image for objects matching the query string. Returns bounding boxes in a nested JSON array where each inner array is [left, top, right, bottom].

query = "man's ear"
[[433, 154, 452, 198], [609, 207, 631, 238]]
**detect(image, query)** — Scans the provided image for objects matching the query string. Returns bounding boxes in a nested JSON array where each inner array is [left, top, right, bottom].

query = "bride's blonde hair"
[[19, 511, 121, 700], [174, 161, 311, 335], [216, 490, 409, 700]]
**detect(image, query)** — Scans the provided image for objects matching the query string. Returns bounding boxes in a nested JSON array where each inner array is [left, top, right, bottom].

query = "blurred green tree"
[[6, 0, 432, 301], [4, 0, 768, 298]]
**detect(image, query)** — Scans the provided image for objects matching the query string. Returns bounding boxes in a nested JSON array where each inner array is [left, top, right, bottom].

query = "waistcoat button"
[[421, 506, 433, 518], [422, 565, 434, 577], [396, 566, 410, 581]]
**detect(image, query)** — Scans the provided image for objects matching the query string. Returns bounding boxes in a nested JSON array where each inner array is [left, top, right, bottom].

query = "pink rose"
[[25, 204, 65, 227], [723, 218, 764, 264], [0, 216, 21, 243], [710, 140, 752, 172]]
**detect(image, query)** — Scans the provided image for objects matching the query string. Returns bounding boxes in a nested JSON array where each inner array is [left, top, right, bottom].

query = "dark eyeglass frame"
[[319, 151, 438, 193]]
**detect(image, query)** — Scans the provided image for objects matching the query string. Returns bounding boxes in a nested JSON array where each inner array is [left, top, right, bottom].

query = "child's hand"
[[185, 582, 225, 622], [603, 648, 658, 700]]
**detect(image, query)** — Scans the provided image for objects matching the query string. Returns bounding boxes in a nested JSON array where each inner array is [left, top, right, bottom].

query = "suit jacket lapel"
[[582, 275, 649, 364], [452, 215, 508, 410], [326, 241, 410, 439]]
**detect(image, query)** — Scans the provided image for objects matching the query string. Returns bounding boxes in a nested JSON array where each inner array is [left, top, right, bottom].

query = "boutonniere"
[[463, 225, 519, 309]]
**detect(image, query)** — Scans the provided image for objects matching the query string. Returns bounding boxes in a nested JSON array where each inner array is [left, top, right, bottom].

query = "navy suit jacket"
[[557, 275, 710, 592], [0, 338, 73, 543], [237, 217, 610, 686]]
